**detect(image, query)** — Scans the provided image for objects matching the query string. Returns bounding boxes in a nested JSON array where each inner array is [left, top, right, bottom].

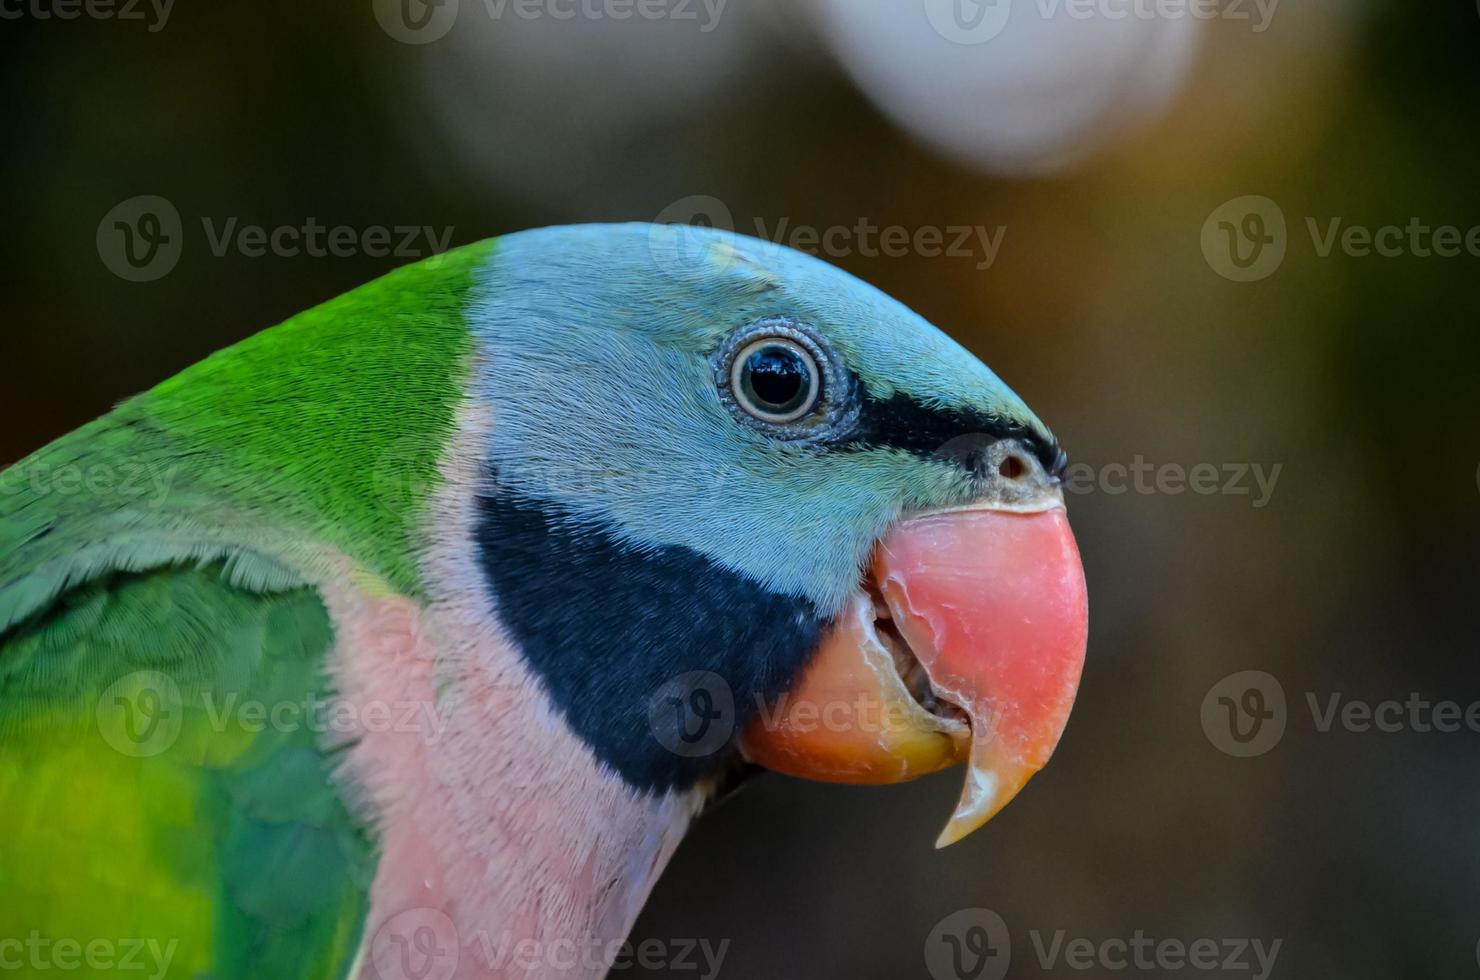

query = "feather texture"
[[0, 242, 493, 978]]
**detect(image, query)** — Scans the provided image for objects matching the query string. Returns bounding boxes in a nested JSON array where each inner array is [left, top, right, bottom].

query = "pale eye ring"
[[729, 337, 822, 424]]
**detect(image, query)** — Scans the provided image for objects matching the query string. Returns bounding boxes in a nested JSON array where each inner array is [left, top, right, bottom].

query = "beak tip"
[[933, 826, 967, 850], [933, 758, 1047, 847]]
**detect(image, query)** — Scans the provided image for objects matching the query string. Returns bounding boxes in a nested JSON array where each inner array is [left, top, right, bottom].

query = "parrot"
[[0, 223, 1088, 980]]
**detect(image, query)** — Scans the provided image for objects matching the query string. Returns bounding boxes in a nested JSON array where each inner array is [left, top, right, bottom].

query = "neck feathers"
[[331, 402, 702, 979]]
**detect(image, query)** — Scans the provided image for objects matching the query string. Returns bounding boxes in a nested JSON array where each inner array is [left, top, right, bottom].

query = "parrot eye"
[[716, 321, 858, 438], [713, 319, 850, 439], [731, 338, 820, 423]]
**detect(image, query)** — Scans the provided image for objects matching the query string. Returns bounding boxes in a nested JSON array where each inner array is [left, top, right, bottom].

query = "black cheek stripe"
[[842, 388, 1066, 479], [475, 482, 827, 794]]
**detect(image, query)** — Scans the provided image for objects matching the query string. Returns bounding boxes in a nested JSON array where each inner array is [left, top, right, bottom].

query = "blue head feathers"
[[468, 223, 1057, 615]]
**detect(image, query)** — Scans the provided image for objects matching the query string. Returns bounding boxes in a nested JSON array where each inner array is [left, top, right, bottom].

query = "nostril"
[[998, 454, 1028, 481]]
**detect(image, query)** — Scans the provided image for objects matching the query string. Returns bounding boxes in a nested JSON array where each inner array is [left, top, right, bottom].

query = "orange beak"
[[739, 503, 1088, 847]]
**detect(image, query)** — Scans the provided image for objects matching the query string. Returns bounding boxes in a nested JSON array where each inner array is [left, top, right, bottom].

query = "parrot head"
[[471, 224, 1088, 846]]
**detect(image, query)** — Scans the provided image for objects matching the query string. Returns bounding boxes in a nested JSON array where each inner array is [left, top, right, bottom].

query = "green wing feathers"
[[0, 560, 375, 980]]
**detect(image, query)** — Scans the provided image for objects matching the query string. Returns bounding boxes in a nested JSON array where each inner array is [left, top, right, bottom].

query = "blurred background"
[[6, 0, 1480, 976]]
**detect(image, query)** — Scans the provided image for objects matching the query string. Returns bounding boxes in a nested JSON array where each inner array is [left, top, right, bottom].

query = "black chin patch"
[[474, 481, 827, 794]]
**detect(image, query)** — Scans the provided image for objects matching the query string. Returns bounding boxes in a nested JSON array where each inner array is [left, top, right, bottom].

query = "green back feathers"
[[0, 240, 492, 634], [139, 240, 491, 597]]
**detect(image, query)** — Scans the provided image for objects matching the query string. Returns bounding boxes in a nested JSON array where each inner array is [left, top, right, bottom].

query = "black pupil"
[[743, 345, 811, 414]]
